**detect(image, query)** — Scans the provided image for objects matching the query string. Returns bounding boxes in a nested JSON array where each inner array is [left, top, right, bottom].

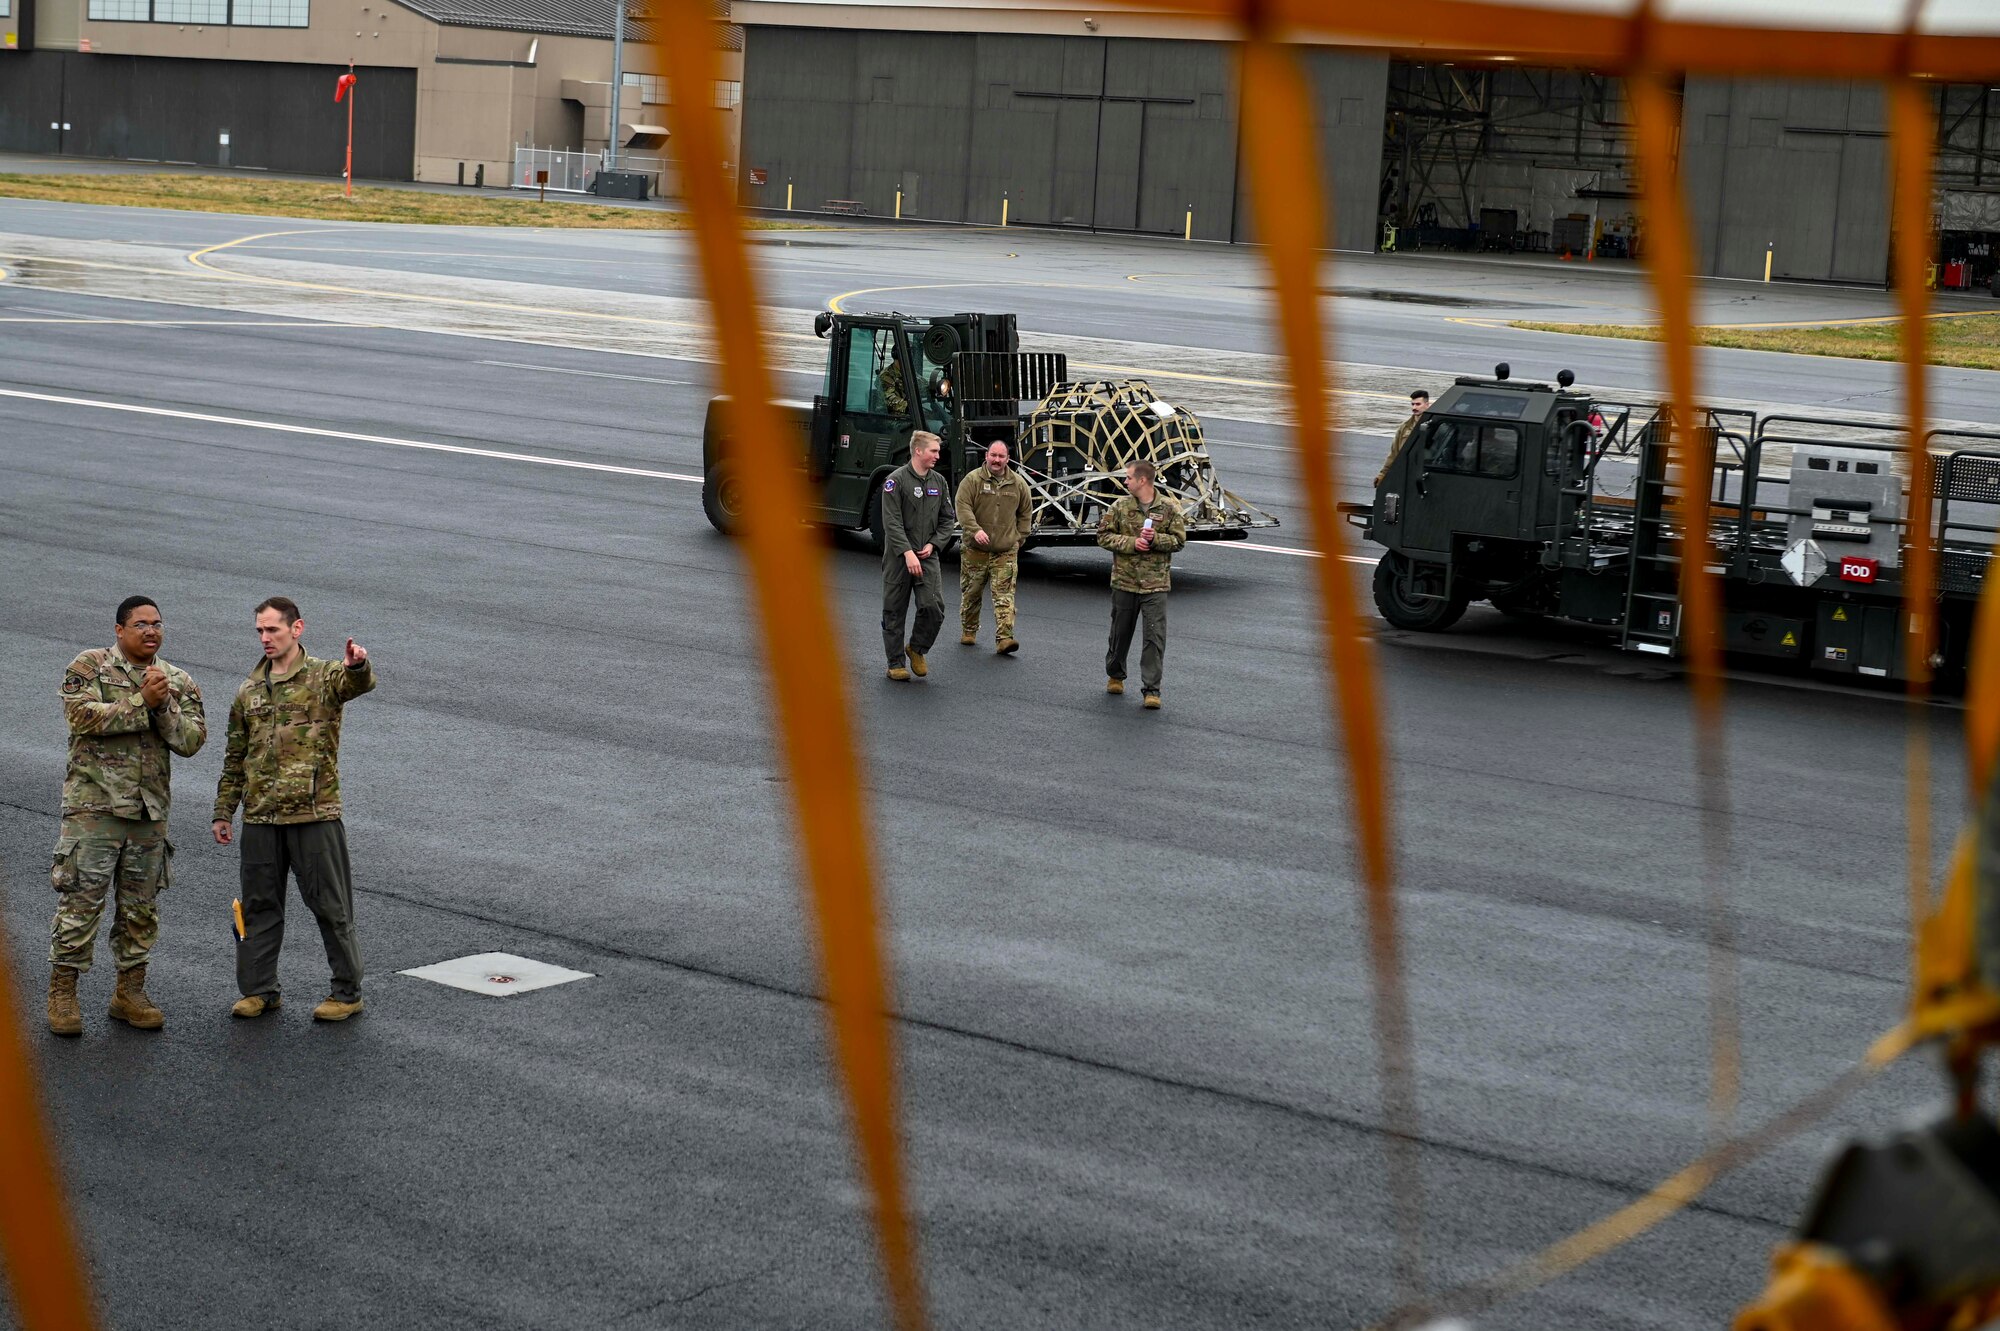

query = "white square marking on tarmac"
[[399, 952, 594, 997]]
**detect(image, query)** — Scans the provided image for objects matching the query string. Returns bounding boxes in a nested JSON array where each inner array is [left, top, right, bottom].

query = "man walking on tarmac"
[[1097, 460, 1188, 710], [955, 439, 1033, 654], [881, 430, 954, 682], [48, 595, 208, 1036], [212, 596, 376, 1022]]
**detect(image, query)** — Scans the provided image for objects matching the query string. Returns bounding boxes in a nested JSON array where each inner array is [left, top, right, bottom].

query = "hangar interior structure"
[[734, 0, 2000, 287]]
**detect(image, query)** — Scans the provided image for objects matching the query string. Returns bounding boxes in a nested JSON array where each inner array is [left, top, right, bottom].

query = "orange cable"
[[0, 906, 100, 1331], [1890, 50, 1940, 976], [1237, 14, 1422, 1302], [1627, 36, 1738, 1137], [649, 9, 924, 1329]]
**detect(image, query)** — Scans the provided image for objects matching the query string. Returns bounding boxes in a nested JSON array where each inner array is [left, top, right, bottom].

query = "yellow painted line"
[[1494, 310, 2000, 333]]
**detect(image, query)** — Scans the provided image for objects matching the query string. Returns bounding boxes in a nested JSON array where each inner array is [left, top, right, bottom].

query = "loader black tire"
[[1373, 553, 1468, 631], [702, 463, 743, 535]]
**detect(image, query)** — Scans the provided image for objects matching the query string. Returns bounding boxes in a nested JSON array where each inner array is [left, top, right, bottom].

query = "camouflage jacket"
[[214, 654, 376, 825], [60, 647, 207, 820], [954, 465, 1034, 556], [1096, 492, 1189, 593]]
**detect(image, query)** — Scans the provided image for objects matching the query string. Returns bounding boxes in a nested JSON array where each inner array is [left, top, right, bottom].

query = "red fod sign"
[[1838, 556, 1879, 583]]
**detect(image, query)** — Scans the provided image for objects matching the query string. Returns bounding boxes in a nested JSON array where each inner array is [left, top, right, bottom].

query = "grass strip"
[[1513, 313, 2000, 372], [0, 172, 811, 230]]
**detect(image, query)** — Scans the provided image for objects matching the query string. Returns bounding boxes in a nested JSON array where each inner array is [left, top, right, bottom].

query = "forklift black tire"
[[1373, 554, 1468, 631], [866, 490, 886, 552], [702, 464, 744, 535]]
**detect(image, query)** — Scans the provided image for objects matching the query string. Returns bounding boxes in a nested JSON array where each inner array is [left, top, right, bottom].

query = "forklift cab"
[[809, 310, 1020, 525], [1376, 365, 1589, 558]]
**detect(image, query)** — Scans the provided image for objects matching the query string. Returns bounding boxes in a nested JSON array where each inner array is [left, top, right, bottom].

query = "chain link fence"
[[512, 146, 679, 200]]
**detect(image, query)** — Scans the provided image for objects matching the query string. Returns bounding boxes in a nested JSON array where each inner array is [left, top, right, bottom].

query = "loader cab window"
[[1422, 418, 1520, 478], [841, 325, 907, 420]]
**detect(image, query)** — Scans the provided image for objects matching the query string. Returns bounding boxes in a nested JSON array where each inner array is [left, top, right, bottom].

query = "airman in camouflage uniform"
[[1096, 461, 1189, 709], [955, 439, 1034, 654], [48, 596, 207, 1037], [1374, 389, 1430, 486], [213, 596, 376, 1022]]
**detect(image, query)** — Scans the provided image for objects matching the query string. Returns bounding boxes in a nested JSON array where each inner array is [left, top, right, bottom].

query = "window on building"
[[622, 72, 667, 105], [156, 0, 228, 21], [230, 0, 308, 26], [0, 0, 12, 18], [715, 80, 741, 109], [88, 0, 150, 21]]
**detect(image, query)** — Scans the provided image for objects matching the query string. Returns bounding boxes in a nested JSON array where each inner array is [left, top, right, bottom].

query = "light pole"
[[607, 0, 626, 172]]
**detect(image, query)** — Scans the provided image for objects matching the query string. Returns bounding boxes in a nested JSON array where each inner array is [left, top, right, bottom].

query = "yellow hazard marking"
[[1781, 631, 1797, 646], [1833, 606, 1849, 621]]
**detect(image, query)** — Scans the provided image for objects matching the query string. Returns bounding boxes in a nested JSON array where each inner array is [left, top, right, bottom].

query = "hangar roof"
[[395, 0, 738, 45]]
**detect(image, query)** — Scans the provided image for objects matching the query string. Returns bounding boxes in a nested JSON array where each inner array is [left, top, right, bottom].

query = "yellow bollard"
[[1185, 206, 1193, 241], [1001, 194, 1009, 227], [1763, 243, 1773, 282], [786, 180, 793, 211], [895, 190, 902, 220]]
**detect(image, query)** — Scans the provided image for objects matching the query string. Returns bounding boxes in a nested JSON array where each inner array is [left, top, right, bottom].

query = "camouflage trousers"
[[960, 549, 1020, 639], [49, 813, 171, 973]]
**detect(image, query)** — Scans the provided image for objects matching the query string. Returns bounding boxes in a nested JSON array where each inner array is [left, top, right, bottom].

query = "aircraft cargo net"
[[1016, 379, 1274, 532]]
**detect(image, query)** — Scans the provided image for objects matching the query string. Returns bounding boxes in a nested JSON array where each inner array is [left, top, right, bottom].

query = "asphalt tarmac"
[[0, 196, 1986, 1330]]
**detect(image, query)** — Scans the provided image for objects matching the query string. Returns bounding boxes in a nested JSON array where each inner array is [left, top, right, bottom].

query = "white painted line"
[[0, 385, 1369, 565], [0, 386, 704, 483], [1210, 540, 1379, 565], [478, 358, 699, 387], [400, 951, 594, 997]]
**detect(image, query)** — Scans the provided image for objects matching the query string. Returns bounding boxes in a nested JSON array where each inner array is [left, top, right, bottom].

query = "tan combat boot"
[[959, 631, 977, 646], [312, 996, 365, 1022], [47, 966, 82, 1038], [887, 665, 911, 682], [108, 964, 165, 1031], [906, 644, 928, 678], [996, 637, 1020, 656], [1106, 678, 1125, 695]]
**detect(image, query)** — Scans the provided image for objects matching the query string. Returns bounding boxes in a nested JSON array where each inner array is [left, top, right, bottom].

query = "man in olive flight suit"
[[1096, 460, 1189, 710], [49, 595, 208, 1036], [212, 595, 376, 1022], [955, 439, 1034, 654], [880, 430, 955, 682]]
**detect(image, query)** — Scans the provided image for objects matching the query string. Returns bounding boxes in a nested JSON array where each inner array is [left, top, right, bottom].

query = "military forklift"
[[1341, 363, 2000, 683], [701, 309, 1276, 547]]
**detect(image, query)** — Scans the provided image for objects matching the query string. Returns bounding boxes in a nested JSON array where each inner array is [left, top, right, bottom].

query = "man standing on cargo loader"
[[1097, 460, 1188, 710], [881, 431, 954, 682], [1374, 389, 1430, 486], [47, 595, 207, 1037], [213, 596, 376, 1022], [956, 440, 1033, 654]]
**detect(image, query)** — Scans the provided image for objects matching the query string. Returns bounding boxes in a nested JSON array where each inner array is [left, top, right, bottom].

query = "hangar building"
[[733, 0, 2000, 287], [0, 0, 740, 186]]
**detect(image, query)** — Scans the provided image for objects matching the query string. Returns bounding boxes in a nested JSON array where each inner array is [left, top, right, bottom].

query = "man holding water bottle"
[[1095, 460, 1188, 710]]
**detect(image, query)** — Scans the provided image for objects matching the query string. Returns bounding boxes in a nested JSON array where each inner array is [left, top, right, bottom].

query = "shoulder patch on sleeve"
[[62, 671, 88, 696], [882, 476, 897, 492]]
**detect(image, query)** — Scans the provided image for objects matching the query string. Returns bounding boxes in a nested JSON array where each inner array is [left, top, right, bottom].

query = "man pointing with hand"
[[213, 596, 377, 1022]]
